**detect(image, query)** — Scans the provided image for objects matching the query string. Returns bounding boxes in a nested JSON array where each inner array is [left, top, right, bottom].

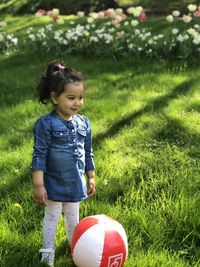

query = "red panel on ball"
[[100, 230, 127, 267], [71, 216, 99, 254]]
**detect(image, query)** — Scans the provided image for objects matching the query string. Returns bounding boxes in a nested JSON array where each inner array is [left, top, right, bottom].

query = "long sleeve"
[[31, 117, 52, 171], [84, 120, 95, 172]]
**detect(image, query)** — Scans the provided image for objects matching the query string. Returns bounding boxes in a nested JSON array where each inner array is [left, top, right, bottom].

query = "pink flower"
[[38, 9, 46, 15], [139, 12, 147, 23], [47, 10, 53, 17], [35, 9, 46, 17], [194, 10, 200, 17]]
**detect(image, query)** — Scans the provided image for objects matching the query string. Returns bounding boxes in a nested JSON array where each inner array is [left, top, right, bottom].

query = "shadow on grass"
[[0, 238, 75, 267], [0, 50, 197, 107], [155, 116, 200, 159], [93, 78, 198, 148], [1, 77, 199, 205]]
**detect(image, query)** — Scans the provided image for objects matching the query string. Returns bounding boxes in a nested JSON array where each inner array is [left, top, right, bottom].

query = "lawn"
[[0, 14, 200, 267]]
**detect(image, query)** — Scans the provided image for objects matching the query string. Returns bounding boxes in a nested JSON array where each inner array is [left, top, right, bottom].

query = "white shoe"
[[39, 248, 55, 267]]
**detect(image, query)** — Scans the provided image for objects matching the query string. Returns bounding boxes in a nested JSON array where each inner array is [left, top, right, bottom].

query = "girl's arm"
[[84, 118, 96, 197], [86, 170, 95, 198], [32, 170, 48, 206], [32, 117, 51, 205]]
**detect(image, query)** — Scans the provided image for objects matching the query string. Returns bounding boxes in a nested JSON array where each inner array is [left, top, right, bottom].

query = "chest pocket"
[[52, 128, 69, 144], [77, 125, 87, 141]]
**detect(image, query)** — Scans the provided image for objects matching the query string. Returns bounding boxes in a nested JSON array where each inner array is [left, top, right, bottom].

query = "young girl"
[[31, 60, 95, 267]]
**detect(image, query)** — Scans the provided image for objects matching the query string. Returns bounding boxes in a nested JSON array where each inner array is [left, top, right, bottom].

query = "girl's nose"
[[74, 99, 80, 106]]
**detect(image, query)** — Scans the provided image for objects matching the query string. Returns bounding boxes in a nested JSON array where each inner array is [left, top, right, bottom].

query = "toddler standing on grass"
[[31, 60, 95, 267]]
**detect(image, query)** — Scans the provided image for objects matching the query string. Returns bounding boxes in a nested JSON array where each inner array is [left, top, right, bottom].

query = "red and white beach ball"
[[71, 214, 128, 267]]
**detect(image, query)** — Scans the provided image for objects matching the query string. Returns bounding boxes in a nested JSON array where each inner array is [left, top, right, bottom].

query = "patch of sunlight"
[[0, 99, 48, 122], [118, 0, 140, 5], [165, 93, 200, 134], [158, 73, 187, 86], [2, 14, 78, 35], [105, 71, 130, 81]]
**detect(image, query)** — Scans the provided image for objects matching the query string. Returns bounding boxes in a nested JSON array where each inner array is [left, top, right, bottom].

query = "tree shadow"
[[93, 78, 198, 148], [154, 116, 200, 160]]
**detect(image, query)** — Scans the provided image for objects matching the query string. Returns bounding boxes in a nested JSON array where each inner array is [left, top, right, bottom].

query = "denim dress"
[[31, 111, 95, 202]]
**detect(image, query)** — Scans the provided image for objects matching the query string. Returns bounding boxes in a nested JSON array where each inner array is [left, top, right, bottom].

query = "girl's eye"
[[68, 97, 75, 100]]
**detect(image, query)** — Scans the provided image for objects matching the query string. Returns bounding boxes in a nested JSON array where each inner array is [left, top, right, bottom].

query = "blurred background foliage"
[[0, 0, 199, 15]]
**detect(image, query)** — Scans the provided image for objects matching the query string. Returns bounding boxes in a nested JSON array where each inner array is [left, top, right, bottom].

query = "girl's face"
[[51, 82, 84, 120]]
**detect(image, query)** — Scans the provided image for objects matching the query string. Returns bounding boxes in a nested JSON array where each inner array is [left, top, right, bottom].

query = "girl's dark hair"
[[37, 60, 84, 104]]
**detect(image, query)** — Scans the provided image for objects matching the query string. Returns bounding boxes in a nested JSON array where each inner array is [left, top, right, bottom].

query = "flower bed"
[[0, 4, 200, 60]]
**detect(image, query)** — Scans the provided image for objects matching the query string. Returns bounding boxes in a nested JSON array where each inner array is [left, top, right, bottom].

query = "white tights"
[[43, 200, 79, 249]]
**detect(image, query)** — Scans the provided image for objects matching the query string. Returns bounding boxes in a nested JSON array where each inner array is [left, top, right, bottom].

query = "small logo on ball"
[[108, 253, 123, 267]]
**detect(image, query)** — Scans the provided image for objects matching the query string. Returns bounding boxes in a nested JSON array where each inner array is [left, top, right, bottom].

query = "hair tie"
[[57, 64, 65, 70]]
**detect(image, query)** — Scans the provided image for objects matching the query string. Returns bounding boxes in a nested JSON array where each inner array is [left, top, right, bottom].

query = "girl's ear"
[[50, 92, 58, 104]]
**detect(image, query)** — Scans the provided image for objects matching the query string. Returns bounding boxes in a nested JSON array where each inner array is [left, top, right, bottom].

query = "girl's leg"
[[62, 202, 80, 245], [43, 200, 62, 248]]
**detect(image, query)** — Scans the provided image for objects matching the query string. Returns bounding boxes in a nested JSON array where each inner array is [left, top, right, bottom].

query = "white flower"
[[107, 8, 115, 18], [187, 4, 197, 12], [128, 43, 134, 49], [104, 34, 113, 43], [28, 34, 35, 41], [193, 33, 200, 45], [127, 7, 135, 14], [90, 36, 98, 42], [148, 39, 153, 45], [134, 29, 140, 35], [89, 12, 99, 19], [77, 11, 85, 17], [7, 34, 12, 40], [109, 28, 115, 33], [115, 8, 123, 14], [166, 15, 174, 22], [177, 34, 184, 42], [46, 24, 53, 31], [51, 8, 60, 16], [98, 11, 105, 18], [138, 47, 143, 51], [0, 21, 7, 27], [84, 31, 90, 36], [182, 15, 192, 23], [56, 18, 64, 24], [172, 10, 180, 17], [124, 21, 129, 26], [136, 6, 143, 14], [117, 31, 125, 38], [131, 19, 139, 26], [139, 34, 146, 41], [172, 28, 179, 34], [115, 15, 124, 22], [35, 12, 43, 18], [158, 34, 164, 39], [12, 37, 18, 45], [133, 8, 142, 17], [187, 28, 196, 36], [194, 24, 200, 30], [63, 39, 68, 45], [87, 17, 94, 23]]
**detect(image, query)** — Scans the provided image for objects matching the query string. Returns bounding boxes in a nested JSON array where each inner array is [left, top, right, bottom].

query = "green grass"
[[0, 15, 200, 267]]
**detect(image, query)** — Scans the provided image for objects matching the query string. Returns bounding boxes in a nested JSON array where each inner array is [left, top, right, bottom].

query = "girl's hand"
[[88, 178, 96, 198], [33, 185, 48, 206]]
